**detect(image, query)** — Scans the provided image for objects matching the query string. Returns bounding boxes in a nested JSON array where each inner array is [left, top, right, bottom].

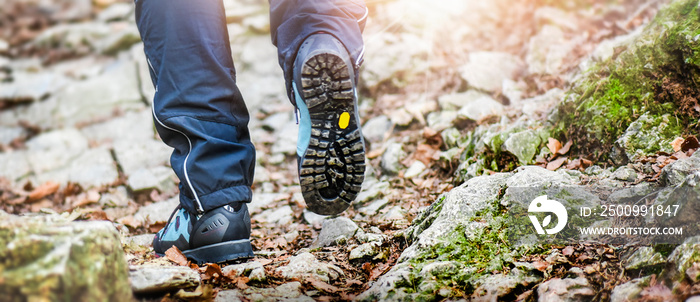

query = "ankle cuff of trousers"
[[180, 185, 253, 214]]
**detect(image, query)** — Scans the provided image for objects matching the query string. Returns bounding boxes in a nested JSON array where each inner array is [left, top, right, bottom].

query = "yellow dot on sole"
[[339, 112, 350, 129]]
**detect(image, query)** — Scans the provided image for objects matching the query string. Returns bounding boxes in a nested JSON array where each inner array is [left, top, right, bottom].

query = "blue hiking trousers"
[[134, 0, 367, 215]]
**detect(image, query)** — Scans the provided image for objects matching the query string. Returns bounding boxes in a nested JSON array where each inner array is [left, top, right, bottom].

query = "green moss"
[[556, 0, 700, 160]]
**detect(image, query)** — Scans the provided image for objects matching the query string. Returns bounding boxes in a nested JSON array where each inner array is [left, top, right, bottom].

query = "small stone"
[[99, 186, 130, 208], [127, 166, 177, 193], [504, 130, 542, 165], [214, 289, 243, 302], [527, 25, 575, 75], [133, 197, 179, 226], [536, 277, 595, 302], [363, 115, 392, 144], [97, 3, 134, 22], [380, 142, 405, 175], [312, 217, 359, 247], [610, 277, 649, 302], [255, 205, 294, 225], [611, 166, 638, 182], [274, 252, 343, 282], [358, 198, 390, 216], [222, 261, 266, 282], [624, 247, 665, 270], [662, 157, 700, 186], [129, 265, 201, 295], [249, 193, 283, 214], [404, 161, 426, 179], [349, 242, 381, 260], [123, 234, 154, 247], [456, 94, 505, 121], [460, 52, 522, 92], [356, 180, 389, 205], [303, 209, 327, 226], [426, 111, 458, 132]]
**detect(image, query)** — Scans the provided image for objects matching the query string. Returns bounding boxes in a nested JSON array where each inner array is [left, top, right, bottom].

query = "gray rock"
[[26, 128, 89, 174], [0, 70, 70, 102], [460, 52, 522, 92], [222, 261, 267, 282], [112, 138, 172, 176], [123, 234, 154, 247], [668, 236, 700, 281], [255, 205, 294, 225], [356, 263, 413, 301], [610, 277, 649, 302], [302, 210, 327, 226], [615, 114, 678, 163], [249, 193, 284, 214], [442, 128, 462, 149], [473, 268, 542, 299], [97, 3, 134, 22], [0, 151, 32, 183], [313, 217, 359, 247], [99, 186, 130, 208], [359, 198, 390, 216], [349, 242, 382, 260], [426, 111, 458, 132], [275, 252, 343, 283], [536, 277, 595, 302], [238, 282, 314, 302], [37, 147, 118, 188], [404, 161, 426, 179], [363, 115, 392, 144], [356, 179, 389, 205], [52, 58, 144, 127], [37, 0, 93, 22], [457, 97, 504, 122], [214, 289, 244, 302], [527, 25, 576, 75], [127, 166, 177, 193], [611, 166, 638, 182], [270, 123, 298, 155], [0, 211, 131, 301], [380, 142, 405, 175], [32, 22, 111, 54], [662, 157, 700, 186], [129, 265, 200, 295], [624, 247, 665, 270], [96, 24, 141, 55], [0, 126, 25, 145], [81, 109, 155, 145], [131, 43, 157, 102], [134, 197, 179, 226], [503, 130, 542, 165]]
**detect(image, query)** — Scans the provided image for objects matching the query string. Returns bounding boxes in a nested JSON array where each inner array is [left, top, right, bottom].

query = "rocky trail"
[[2, 0, 700, 301]]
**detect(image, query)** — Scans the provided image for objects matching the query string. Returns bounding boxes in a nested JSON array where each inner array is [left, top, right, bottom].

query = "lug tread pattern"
[[298, 53, 366, 215]]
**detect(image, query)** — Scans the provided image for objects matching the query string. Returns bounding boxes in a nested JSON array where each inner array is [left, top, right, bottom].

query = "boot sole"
[[155, 239, 254, 265], [298, 52, 366, 215]]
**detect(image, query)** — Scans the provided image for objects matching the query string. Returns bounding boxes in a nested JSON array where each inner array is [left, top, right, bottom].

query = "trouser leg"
[[135, 0, 255, 215], [269, 0, 368, 103]]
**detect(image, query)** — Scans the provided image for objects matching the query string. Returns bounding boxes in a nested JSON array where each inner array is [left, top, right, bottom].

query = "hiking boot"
[[152, 202, 254, 264], [293, 33, 366, 215]]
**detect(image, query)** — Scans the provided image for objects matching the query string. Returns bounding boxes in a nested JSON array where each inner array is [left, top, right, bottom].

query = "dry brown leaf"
[[85, 210, 109, 221], [165, 246, 189, 266], [562, 246, 575, 256], [682, 135, 700, 152], [308, 278, 340, 293], [27, 181, 59, 202], [345, 279, 363, 287], [235, 277, 249, 290], [118, 215, 141, 228], [547, 138, 562, 155], [533, 261, 548, 272], [547, 157, 568, 171], [557, 140, 573, 155], [415, 144, 437, 166], [672, 137, 684, 152]]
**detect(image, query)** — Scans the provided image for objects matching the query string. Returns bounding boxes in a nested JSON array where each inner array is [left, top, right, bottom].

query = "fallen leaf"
[[557, 140, 573, 155], [85, 210, 109, 221], [547, 138, 562, 154], [682, 135, 700, 152], [415, 144, 437, 166], [546, 157, 568, 171], [200, 263, 223, 281], [235, 277, 249, 290], [532, 261, 548, 272], [672, 137, 684, 152], [165, 246, 189, 266], [562, 246, 575, 256], [27, 181, 59, 202], [118, 215, 141, 228], [345, 279, 363, 287], [566, 158, 581, 170], [308, 278, 340, 293]]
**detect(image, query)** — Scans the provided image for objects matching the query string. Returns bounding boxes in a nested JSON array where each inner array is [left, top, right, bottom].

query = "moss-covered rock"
[[0, 211, 132, 302], [557, 0, 700, 161]]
